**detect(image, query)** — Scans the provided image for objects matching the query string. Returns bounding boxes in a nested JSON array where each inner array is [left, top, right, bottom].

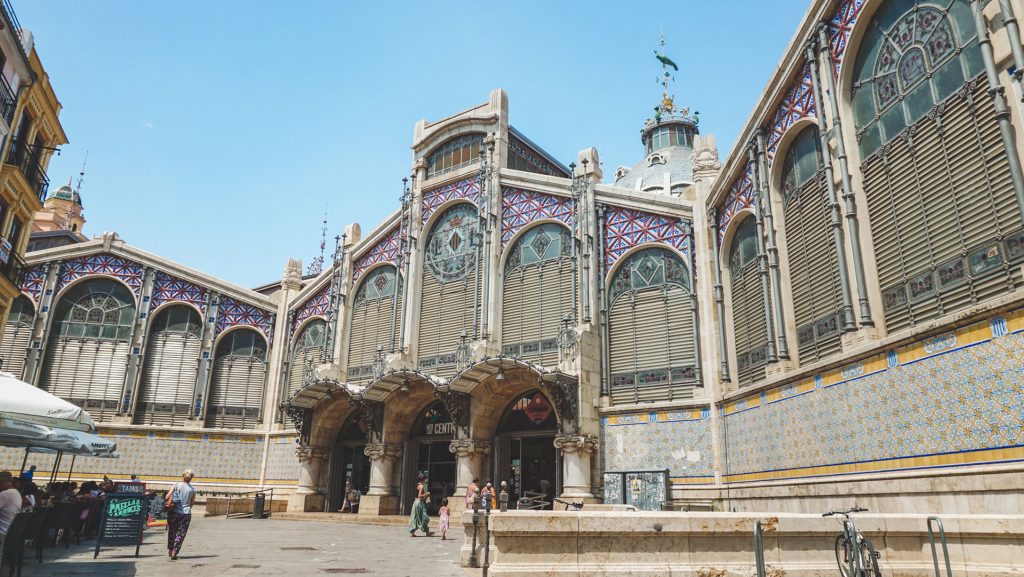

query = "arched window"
[[0, 295, 35, 379], [135, 305, 203, 426], [852, 0, 983, 157], [426, 134, 483, 179], [851, 0, 1022, 333], [206, 329, 266, 429], [501, 223, 574, 365], [727, 217, 770, 387], [418, 203, 480, 376], [347, 267, 402, 383], [287, 319, 327, 399], [607, 247, 698, 404], [780, 126, 843, 363], [40, 279, 136, 420]]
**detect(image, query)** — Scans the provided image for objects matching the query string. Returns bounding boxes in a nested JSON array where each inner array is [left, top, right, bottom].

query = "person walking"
[[407, 473, 432, 537], [164, 470, 196, 560], [438, 498, 450, 541]]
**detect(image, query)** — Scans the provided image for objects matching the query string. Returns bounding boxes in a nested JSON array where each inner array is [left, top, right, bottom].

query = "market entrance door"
[[326, 412, 370, 512], [494, 390, 558, 509], [402, 401, 456, 516]]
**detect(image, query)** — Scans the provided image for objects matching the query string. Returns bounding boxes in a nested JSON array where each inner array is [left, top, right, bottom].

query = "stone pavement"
[[16, 517, 471, 576]]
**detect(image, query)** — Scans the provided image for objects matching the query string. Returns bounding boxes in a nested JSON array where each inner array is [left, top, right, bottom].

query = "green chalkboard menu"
[[93, 493, 147, 558]]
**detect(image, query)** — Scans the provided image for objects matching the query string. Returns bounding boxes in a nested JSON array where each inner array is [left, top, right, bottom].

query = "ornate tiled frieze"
[[150, 271, 208, 312], [56, 253, 145, 297], [291, 284, 330, 333], [716, 170, 755, 242], [352, 226, 401, 281], [721, 309, 1024, 483], [766, 62, 816, 161], [20, 265, 44, 303], [216, 296, 274, 341], [501, 187, 574, 246], [604, 206, 690, 272], [602, 408, 713, 483], [421, 176, 480, 223]]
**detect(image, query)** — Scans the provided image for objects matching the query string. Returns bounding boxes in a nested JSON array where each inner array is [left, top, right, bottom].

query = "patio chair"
[[43, 503, 73, 548], [21, 508, 50, 563], [0, 511, 32, 577]]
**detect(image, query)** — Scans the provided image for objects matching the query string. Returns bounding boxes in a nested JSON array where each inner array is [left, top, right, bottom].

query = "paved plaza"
[[15, 518, 469, 577]]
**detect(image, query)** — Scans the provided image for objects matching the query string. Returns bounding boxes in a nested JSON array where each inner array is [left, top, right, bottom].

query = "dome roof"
[[50, 184, 83, 207], [613, 116, 699, 195]]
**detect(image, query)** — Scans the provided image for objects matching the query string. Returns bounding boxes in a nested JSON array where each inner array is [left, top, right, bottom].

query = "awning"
[[0, 417, 117, 458], [0, 371, 96, 432], [449, 356, 577, 393]]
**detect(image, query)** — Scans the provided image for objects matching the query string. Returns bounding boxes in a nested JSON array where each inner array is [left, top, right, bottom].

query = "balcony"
[[6, 144, 49, 203], [0, 249, 24, 289], [0, 74, 15, 127]]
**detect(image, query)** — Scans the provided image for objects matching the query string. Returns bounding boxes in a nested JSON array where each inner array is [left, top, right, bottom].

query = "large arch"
[[0, 294, 34, 379], [775, 124, 844, 364], [500, 221, 575, 367], [39, 277, 137, 421], [286, 318, 327, 407], [724, 215, 770, 387], [606, 244, 698, 404], [846, 0, 1021, 334], [346, 264, 402, 384], [134, 304, 203, 426], [206, 327, 267, 429], [416, 202, 481, 377]]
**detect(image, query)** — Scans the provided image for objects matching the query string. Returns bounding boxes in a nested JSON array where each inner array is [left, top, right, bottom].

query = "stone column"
[[554, 434, 598, 499], [287, 445, 328, 512], [449, 439, 490, 516], [359, 442, 402, 515]]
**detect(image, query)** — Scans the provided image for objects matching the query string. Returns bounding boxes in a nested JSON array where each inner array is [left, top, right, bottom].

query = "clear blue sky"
[[20, 1, 809, 288]]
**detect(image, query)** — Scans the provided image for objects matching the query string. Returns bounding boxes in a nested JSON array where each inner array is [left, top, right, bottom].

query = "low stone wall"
[[205, 497, 288, 517], [461, 511, 1024, 576]]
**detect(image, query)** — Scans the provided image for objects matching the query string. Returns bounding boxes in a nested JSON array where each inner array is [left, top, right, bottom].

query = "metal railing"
[[6, 144, 49, 202], [0, 250, 23, 288], [927, 516, 953, 577], [0, 74, 15, 126], [224, 488, 274, 519], [0, 1, 21, 37]]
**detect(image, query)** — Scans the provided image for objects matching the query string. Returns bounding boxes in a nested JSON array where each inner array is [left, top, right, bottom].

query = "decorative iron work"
[[371, 345, 387, 380], [603, 206, 690, 272], [501, 187, 575, 246], [57, 253, 145, 297], [766, 62, 816, 162], [352, 397, 384, 443], [434, 385, 471, 438], [557, 313, 578, 360], [216, 296, 274, 340], [149, 271, 208, 313], [421, 177, 481, 223], [537, 373, 579, 434], [454, 330, 472, 370], [716, 168, 755, 242], [353, 226, 401, 281]]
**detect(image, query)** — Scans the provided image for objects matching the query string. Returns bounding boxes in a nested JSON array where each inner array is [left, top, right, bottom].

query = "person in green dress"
[[408, 473, 432, 537]]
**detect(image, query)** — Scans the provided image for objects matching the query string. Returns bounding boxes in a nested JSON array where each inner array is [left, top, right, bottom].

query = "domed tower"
[[613, 37, 700, 196], [32, 178, 86, 234]]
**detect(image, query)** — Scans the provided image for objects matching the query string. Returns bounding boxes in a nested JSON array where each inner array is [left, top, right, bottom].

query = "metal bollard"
[[470, 493, 482, 568], [499, 481, 508, 512], [927, 516, 953, 577], [482, 505, 491, 577]]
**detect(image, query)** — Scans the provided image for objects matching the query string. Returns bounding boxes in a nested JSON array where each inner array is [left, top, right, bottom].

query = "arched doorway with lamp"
[[494, 390, 558, 509]]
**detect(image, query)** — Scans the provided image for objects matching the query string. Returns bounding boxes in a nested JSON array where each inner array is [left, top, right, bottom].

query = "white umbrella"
[[0, 371, 95, 432], [0, 416, 57, 445], [45, 427, 117, 457]]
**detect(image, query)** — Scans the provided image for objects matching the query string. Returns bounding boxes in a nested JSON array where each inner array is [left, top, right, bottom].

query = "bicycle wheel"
[[834, 534, 855, 577], [859, 537, 882, 577]]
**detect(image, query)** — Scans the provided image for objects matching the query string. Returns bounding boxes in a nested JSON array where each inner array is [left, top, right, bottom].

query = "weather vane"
[[308, 204, 328, 275], [652, 33, 696, 125]]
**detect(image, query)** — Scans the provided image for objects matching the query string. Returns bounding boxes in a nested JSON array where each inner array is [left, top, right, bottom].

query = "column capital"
[[364, 442, 403, 461], [553, 434, 598, 455], [295, 445, 329, 464], [449, 439, 491, 458]]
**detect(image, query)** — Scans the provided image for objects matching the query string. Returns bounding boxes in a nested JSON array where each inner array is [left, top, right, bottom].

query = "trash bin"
[[253, 492, 266, 519]]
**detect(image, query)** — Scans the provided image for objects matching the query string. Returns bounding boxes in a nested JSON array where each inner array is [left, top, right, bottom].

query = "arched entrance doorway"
[[326, 411, 370, 512], [402, 401, 456, 515], [494, 390, 558, 509]]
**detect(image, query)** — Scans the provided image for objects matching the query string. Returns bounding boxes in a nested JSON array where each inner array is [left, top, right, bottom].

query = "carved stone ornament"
[[448, 439, 491, 458], [691, 134, 721, 172], [350, 397, 384, 443], [295, 445, 329, 463], [434, 387, 471, 438], [553, 434, 598, 455], [283, 258, 303, 290], [537, 375, 579, 434], [363, 443, 403, 461]]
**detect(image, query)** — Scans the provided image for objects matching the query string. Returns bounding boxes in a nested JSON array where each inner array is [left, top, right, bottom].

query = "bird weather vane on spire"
[[652, 34, 697, 125]]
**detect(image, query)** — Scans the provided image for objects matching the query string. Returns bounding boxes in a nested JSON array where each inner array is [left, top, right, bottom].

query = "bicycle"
[[822, 507, 882, 577], [553, 498, 583, 511]]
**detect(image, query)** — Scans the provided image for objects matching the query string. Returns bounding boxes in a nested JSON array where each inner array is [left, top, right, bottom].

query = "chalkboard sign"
[[93, 493, 146, 558], [114, 482, 146, 495]]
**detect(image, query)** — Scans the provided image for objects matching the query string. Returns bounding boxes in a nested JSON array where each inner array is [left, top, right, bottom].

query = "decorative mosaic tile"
[[717, 169, 755, 242], [216, 296, 274, 341], [19, 265, 44, 303], [604, 206, 690, 272], [421, 177, 480, 223], [291, 284, 331, 334], [150, 271, 208, 313], [829, 0, 866, 78], [501, 187, 575, 246], [766, 61, 816, 162], [265, 436, 301, 484], [603, 411, 713, 481], [56, 254, 144, 298], [352, 226, 402, 281]]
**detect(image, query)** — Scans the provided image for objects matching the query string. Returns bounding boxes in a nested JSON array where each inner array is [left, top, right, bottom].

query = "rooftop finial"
[[75, 150, 88, 193], [307, 203, 328, 275]]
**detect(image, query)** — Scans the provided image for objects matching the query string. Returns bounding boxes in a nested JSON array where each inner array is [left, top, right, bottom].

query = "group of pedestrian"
[[407, 475, 501, 541]]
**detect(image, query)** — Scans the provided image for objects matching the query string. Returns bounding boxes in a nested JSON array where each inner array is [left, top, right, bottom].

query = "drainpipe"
[[816, 25, 874, 325], [748, 157, 778, 363], [804, 43, 857, 331], [974, 1, 1024, 220], [753, 134, 790, 359], [708, 209, 730, 382]]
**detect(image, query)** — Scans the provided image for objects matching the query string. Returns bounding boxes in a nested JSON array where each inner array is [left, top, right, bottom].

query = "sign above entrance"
[[415, 402, 455, 438], [524, 393, 552, 425]]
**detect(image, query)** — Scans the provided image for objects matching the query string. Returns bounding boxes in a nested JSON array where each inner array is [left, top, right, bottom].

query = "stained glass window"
[[728, 217, 759, 275], [426, 133, 484, 178], [609, 247, 690, 304], [851, 0, 982, 157], [781, 126, 821, 200], [216, 329, 267, 360], [424, 203, 479, 283], [150, 305, 202, 337], [293, 319, 326, 354], [353, 266, 400, 307], [504, 223, 572, 274], [55, 279, 135, 341]]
